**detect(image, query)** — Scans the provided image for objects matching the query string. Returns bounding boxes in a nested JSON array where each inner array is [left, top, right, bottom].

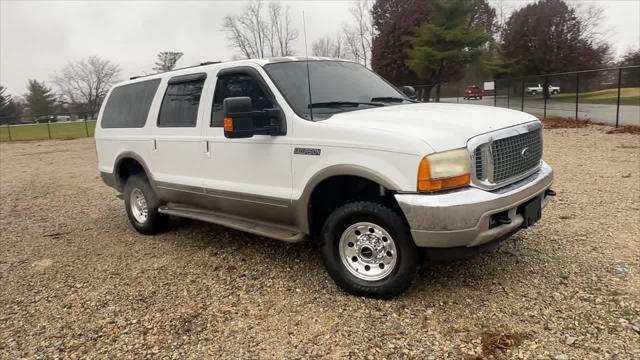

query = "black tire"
[[530, 90, 537, 96], [123, 175, 168, 235], [318, 201, 421, 299]]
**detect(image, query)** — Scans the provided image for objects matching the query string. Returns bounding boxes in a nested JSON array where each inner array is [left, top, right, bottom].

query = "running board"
[[158, 204, 305, 243]]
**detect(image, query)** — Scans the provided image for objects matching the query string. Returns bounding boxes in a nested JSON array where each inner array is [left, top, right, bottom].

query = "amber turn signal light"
[[224, 117, 233, 132], [417, 156, 470, 192]]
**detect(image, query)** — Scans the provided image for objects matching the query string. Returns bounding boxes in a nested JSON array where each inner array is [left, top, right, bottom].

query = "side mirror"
[[223, 97, 254, 138], [400, 86, 417, 100], [223, 96, 284, 139]]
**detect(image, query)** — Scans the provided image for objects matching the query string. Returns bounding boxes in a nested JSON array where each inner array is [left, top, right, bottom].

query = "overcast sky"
[[1, 0, 639, 96]]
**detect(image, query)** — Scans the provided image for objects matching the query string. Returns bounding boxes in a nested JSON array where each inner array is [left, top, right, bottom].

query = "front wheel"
[[319, 201, 421, 298]]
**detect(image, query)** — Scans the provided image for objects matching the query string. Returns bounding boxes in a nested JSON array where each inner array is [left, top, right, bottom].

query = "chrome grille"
[[474, 147, 485, 179], [474, 129, 542, 185]]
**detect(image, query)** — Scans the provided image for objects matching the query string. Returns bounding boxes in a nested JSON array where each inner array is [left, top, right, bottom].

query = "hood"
[[322, 103, 539, 152]]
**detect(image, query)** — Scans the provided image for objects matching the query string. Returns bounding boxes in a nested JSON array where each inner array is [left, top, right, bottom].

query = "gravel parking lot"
[[1, 126, 638, 359]]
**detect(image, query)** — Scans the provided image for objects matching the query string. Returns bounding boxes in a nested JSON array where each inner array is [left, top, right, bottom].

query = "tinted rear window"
[[101, 79, 160, 128], [157, 74, 206, 127]]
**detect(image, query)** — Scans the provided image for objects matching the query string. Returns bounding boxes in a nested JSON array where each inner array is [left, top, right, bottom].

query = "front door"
[[200, 66, 294, 226]]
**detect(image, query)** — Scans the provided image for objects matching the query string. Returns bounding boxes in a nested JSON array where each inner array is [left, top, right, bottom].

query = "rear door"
[[148, 73, 207, 196]]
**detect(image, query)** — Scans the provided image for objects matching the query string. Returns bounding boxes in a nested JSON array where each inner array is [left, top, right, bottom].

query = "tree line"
[[225, 0, 639, 95], [0, 51, 184, 124]]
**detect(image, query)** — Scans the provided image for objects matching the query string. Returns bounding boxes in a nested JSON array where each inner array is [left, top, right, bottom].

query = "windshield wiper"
[[308, 101, 385, 108], [371, 96, 417, 103]]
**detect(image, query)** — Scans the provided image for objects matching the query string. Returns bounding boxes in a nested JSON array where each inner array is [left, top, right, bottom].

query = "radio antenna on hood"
[[303, 11, 314, 121]]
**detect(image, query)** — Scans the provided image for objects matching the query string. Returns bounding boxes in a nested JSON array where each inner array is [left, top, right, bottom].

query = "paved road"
[[439, 96, 640, 127]]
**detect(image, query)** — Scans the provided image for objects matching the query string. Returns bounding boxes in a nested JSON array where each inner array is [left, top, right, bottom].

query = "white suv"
[[95, 58, 554, 298]]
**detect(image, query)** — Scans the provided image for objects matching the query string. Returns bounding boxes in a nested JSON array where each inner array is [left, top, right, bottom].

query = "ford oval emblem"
[[521, 147, 529, 158]]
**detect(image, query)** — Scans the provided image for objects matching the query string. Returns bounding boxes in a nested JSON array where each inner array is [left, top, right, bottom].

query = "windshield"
[[264, 61, 411, 120]]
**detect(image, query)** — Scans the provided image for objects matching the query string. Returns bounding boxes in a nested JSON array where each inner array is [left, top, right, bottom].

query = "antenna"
[[303, 11, 314, 121]]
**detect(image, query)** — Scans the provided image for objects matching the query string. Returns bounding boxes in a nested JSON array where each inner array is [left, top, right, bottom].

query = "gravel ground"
[[1, 126, 638, 359]]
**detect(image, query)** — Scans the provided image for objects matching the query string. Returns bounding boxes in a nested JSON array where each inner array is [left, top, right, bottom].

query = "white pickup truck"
[[527, 84, 560, 95], [95, 57, 554, 298]]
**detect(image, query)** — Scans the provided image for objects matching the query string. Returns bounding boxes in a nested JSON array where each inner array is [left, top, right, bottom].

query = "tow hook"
[[545, 189, 556, 197], [494, 215, 512, 225]]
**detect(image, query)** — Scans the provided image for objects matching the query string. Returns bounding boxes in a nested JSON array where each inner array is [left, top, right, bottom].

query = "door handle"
[[201, 140, 210, 156]]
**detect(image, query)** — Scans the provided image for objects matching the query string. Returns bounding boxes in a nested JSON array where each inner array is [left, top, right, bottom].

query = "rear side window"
[[211, 74, 273, 127], [157, 73, 206, 127], [101, 79, 160, 128]]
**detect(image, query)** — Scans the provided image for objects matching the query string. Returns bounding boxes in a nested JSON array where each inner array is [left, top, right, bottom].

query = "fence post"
[[507, 79, 511, 109], [543, 76, 548, 120], [615, 68, 622, 128], [6, 124, 12, 141], [575, 73, 580, 121], [520, 80, 525, 111], [456, 82, 460, 103], [46, 121, 52, 139], [493, 80, 497, 107], [84, 118, 89, 137]]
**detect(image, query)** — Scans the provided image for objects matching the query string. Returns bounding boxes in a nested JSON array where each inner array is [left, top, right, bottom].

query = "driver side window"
[[211, 73, 273, 127]]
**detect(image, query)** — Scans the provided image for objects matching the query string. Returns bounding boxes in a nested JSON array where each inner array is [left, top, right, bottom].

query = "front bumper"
[[395, 161, 554, 248]]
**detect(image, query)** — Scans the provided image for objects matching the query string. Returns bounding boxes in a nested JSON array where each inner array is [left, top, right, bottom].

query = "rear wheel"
[[319, 201, 421, 298], [124, 175, 168, 235]]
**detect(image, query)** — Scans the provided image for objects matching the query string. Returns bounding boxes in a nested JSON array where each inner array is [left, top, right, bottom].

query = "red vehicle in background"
[[463, 85, 483, 100]]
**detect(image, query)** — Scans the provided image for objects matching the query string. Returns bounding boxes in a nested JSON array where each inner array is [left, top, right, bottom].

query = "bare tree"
[[268, 2, 299, 56], [222, 0, 298, 59], [53, 56, 120, 118], [153, 51, 184, 72], [575, 2, 612, 63], [343, 0, 374, 68], [312, 35, 345, 58]]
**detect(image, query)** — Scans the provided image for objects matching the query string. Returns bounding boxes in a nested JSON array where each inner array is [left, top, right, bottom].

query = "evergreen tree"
[[404, 0, 492, 100], [153, 51, 184, 73], [0, 86, 9, 116], [25, 80, 57, 117]]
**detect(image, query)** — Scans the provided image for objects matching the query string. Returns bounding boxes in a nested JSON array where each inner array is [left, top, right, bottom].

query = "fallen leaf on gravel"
[[43, 231, 72, 238], [31, 258, 53, 270], [481, 332, 518, 356]]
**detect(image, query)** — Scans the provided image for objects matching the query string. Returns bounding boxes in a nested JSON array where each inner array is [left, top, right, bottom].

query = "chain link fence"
[[0, 112, 96, 142], [410, 65, 640, 128]]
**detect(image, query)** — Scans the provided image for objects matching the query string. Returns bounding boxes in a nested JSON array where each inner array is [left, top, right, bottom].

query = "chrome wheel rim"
[[130, 188, 148, 223], [339, 222, 398, 281]]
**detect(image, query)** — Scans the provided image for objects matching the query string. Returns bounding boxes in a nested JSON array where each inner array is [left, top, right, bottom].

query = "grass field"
[[533, 87, 640, 106], [0, 120, 96, 142]]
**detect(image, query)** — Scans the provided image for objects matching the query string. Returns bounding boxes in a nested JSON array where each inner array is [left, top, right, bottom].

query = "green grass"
[[530, 87, 640, 106], [0, 120, 96, 142]]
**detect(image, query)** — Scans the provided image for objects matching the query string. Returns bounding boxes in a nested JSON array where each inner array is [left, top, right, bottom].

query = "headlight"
[[417, 148, 471, 192]]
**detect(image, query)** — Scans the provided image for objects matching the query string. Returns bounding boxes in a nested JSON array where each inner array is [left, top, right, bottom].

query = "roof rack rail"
[[127, 60, 224, 81]]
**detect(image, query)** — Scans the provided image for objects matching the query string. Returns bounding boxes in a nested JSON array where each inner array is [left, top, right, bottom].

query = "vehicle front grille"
[[474, 129, 542, 186]]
